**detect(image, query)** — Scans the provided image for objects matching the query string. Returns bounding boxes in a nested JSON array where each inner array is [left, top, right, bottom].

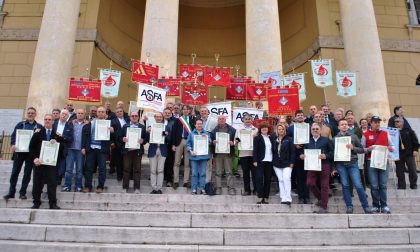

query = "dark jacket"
[[148, 124, 171, 158], [303, 135, 333, 164], [253, 134, 275, 163], [118, 123, 148, 156], [388, 115, 411, 130], [29, 127, 64, 162], [272, 135, 295, 168], [52, 120, 74, 157], [332, 132, 364, 166], [211, 123, 236, 156], [81, 122, 111, 154], [111, 117, 130, 147], [399, 127, 420, 158], [11, 120, 42, 145], [171, 116, 196, 147]]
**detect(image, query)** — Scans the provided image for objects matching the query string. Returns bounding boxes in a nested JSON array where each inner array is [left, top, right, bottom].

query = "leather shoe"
[[95, 188, 103, 193], [183, 182, 191, 188], [49, 204, 61, 210], [19, 195, 27, 200], [242, 191, 251, 196], [173, 183, 179, 190], [3, 194, 14, 200], [31, 204, 41, 209], [82, 188, 92, 193]]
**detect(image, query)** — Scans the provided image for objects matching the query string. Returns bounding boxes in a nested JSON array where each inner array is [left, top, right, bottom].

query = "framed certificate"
[[15, 129, 33, 152], [371, 145, 388, 170], [357, 153, 365, 170], [145, 112, 156, 129], [238, 129, 253, 151], [204, 113, 218, 132], [125, 127, 142, 149], [194, 134, 209, 156], [294, 123, 309, 144], [39, 141, 60, 166], [304, 149, 321, 171], [94, 120, 111, 141], [215, 132, 230, 154], [150, 123, 165, 144], [334, 136, 351, 161]]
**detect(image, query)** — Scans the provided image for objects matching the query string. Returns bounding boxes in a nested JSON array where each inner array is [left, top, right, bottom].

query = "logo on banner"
[[181, 83, 208, 105], [100, 69, 121, 98], [69, 78, 102, 103], [283, 73, 306, 102], [140, 89, 163, 102], [203, 66, 231, 86], [206, 102, 232, 125], [268, 87, 299, 116], [131, 60, 159, 84], [260, 71, 283, 88], [155, 77, 181, 96], [336, 71, 357, 97], [310, 59, 333, 87], [137, 84, 166, 112]]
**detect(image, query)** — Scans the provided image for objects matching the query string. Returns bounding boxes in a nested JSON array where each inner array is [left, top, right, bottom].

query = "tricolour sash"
[[179, 116, 192, 134]]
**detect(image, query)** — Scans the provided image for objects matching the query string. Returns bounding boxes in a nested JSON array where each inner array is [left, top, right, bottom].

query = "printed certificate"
[[357, 153, 365, 170], [94, 120, 111, 141], [150, 123, 165, 144], [304, 149, 321, 171], [39, 141, 60, 166], [371, 145, 388, 170], [215, 132, 230, 154], [238, 129, 253, 151], [194, 134, 209, 156], [294, 123, 309, 144], [15, 129, 33, 152], [334, 136, 351, 162], [125, 127, 142, 149]]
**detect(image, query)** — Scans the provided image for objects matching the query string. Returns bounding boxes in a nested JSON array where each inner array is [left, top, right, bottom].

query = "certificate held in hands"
[[294, 123, 309, 144], [125, 127, 142, 149], [304, 149, 321, 171], [194, 134, 209, 156], [334, 136, 351, 162], [216, 132, 230, 154], [238, 129, 253, 151], [39, 141, 60, 166], [15, 129, 33, 152], [150, 123, 165, 144], [94, 120, 111, 141], [371, 145, 388, 170]]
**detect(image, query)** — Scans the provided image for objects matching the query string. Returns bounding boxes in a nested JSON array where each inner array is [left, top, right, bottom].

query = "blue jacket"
[[253, 134, 275, 163], [118, 123, 148, 155], [272, 135, 295, 168], [148, 124, 171, 158], [52, 120, 74, 157], [10, 120, 42, 145], [186, 129, 211, 161], [81, 122, 111, 154], [302, 136, 333, 163]]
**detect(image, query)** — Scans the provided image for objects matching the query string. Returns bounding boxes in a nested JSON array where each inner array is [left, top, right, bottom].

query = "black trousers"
[[255, 161, 272, 199], [110, 147, 123, 180], [295, 159, 309, 200], [395, 155, 418, 189], [8, 153, 33, 196], [240, 156, 257, 193], [164, 147, 175, 183], [32, 165, 57, 206]]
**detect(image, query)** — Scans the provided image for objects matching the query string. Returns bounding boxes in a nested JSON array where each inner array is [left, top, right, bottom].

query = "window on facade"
[[408, 0, 420, 25]]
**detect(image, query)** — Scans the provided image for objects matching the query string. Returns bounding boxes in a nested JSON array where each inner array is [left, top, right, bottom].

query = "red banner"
[[230, 76, 253, 84], [155, 77, 181, 96], [246, 83, 268, 101], [268, 87, 300, 116], [253, 118, 275, 133], [203, 67, 231, 86], [68, 78, 101, 103], [181, 83, 208, 105], [131, 60, 159, 84], [179, 64, 205, 83], [226, 83, 246, 100]]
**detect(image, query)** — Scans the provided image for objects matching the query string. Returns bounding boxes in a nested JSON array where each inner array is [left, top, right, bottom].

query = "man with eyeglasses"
[[388, 106, 412, 130], [29, 114, 61, 209], [394, 118, 419, 189], [4, 107, 42, 201], [110, 107, 130, 180], [119, 111, 147, 193]]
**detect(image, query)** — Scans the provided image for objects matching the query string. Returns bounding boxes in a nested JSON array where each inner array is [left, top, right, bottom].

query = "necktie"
[[46, 129, 51, 141]]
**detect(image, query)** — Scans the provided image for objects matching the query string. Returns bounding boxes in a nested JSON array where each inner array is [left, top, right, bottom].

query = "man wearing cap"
[[362, 115, 394, 214]]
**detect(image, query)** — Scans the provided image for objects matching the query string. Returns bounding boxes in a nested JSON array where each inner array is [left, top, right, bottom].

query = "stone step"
[[0, 241, 419, 252], [1, 208, 420, 229], [0, 223, 417, 246]]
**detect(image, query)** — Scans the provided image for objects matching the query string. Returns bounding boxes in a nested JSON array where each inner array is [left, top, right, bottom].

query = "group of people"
[[2, 100, 419, 214]]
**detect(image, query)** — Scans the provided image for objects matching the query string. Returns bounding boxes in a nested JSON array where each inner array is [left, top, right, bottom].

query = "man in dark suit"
[[52, 109, 74, 186], [82, 106, 114, 193], [110, 107, 130, 180], [171, 104, 195, 189], [105, 101, 116, 120], [29, 114, 61, 209], [163, 107, 176, 187]]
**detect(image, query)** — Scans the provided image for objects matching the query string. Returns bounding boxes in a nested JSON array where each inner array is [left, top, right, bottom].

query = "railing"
[[0, 132, 12, 160]]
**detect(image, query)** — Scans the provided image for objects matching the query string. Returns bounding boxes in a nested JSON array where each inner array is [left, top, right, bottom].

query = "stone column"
[[26, 0, 80, 121], [141, 0, 179, 77], [339, 0, 390, 120], [245, 0, 283, 78]]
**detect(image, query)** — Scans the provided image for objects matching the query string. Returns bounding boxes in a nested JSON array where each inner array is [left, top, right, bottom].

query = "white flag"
[[99, 69, 121, 98], [137, 84, 166, 112]]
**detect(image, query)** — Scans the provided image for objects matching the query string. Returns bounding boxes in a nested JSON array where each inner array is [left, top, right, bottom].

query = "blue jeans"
[[64, 149, 83, 189], [191, 159, 207, 191], [336, 162, 369, 209], [367, 160, 389, 208], [8, 153, 33, 196], [85, 149, 107, 189]]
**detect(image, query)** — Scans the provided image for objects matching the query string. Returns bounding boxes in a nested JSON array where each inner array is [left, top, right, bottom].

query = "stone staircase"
[[0, 159, 420, 251]]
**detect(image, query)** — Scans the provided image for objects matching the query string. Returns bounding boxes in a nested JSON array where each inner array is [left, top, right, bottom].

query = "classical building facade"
[[0, 0, 420, 120]]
